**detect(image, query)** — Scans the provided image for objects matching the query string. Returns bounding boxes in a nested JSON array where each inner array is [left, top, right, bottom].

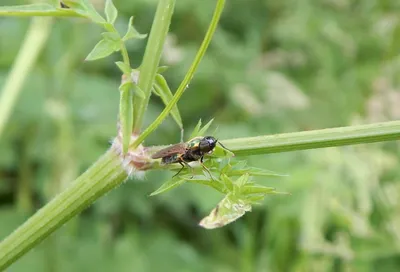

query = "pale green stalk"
[[0, 4, 83, 17], [222, 120, 400, 156], [0, 17, 52, 138], [131, 0, 226, 148], [0, 149, 127, 270], [133, 0, 176, 133]]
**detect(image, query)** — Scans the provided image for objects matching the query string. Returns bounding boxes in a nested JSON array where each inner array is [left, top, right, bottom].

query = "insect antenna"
[[217, 141, 234, 155]]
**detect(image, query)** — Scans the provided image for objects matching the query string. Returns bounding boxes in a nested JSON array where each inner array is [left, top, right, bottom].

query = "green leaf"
[[157, 66, 169, 73], [235, 173, 249, 188], [241, 184, 276, 195], [189, 119, 202, 140], [150, 178, 187, 196], [153, 74, 183, 129], [220, 174, 233, 192], [199, 193, 252, 229], [85, 39, 117, 61], [101, 32, 120, 42], [62, 0, 105, 23], [115, 61, 132, 74], [104, 0, 118, 24], [198, 118, 214, 136], [122, 16, 147, 41], [81, 0, 105, 24], [119, 82, 134, 154]]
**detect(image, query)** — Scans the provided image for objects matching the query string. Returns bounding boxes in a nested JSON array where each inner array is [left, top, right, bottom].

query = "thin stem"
[[220, 120, 400, 156], [131, 0, 226, 148], [0, 149, 127, 270], [120, 42, 131, 68], [0, 4, 84, 17], [0, 17, 52, 138], [132, 0, 176, 133]]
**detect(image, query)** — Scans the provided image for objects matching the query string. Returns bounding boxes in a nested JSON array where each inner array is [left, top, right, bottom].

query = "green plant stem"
[[0, 17, 52, 138], [0, 149, 127, 270], [132, 0, 175, 133], [120, 42, 131, 68], [131, 0, 226, 148], [0, 4, 83, 17], [220, 121, 400, 156]]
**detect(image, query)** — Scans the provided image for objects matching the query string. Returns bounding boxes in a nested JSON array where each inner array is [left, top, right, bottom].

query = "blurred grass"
[[1, 0, 400, 271]]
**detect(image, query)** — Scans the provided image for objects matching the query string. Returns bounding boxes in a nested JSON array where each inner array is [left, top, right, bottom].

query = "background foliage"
[[1, 0, 400, 271]]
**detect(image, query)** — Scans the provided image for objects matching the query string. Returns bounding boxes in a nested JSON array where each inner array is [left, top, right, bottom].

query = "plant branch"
[[0, 149, 127, 270], [131, 0, 226, 148], [132, 0, 175, 133], [0, 17, 52, 138], [0, 4, 84, 18], [220, 121, 400, 156]]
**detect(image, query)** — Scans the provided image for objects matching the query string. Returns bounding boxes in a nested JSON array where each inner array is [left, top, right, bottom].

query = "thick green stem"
[[133, 0, 175, 133], [0, 149, 127, 270], [131, 0, 226, 148], [221, 121, 400, 156], [0, 17, 52, 138]]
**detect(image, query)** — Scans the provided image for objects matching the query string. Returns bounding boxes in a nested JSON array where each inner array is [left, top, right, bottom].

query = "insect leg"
[[173, 161, 186, 178], [173, 160, 194, 179], [200, 156, 214, 181]]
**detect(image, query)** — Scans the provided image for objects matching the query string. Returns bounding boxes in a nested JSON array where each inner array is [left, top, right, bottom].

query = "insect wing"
[[151, 143, 187, 159]]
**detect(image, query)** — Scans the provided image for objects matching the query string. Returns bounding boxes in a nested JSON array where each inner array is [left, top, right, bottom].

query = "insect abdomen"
[[161, 154, 180, 164]]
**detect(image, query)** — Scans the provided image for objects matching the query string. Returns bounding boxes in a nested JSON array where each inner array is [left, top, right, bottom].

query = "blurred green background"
[[1, 0, 400, 271]]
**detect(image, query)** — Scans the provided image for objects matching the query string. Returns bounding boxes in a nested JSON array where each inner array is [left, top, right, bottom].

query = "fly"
[[151, 136, 232, 178]]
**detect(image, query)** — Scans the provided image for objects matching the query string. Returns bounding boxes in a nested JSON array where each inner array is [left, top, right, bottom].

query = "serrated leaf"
[[220, 174, 233, 192], [199, 194, 252, 229], [85, 39, 117, 61], [115, 61, 132, 74], [122, 16, 147, 41], [235, 173, 250, 188], [198, 118, 214, 136], [189, 119, 202, 139], [153, 74, 183, 129], [150, 178, 187, 196], [105, 0, 117, 24], [186, 178, 225, 193], [119, 81, 134, 154], [241, 184, 276, 195]]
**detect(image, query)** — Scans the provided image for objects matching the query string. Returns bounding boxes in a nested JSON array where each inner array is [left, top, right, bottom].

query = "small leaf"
[[190, 119, 202, 140], [85, 39, 117, 61], [153, 74, 183, 129], [119, 81, 134, 154], [150, 178, 187, 196], [122, 16, 147, 41], [235, 173, 250, 188], [157, 66, 169, 73], [198, 118, 214, 136], [105, 0, 117, 24], [199, 194, 252, 229], [115, 61, 132, 74], [102, 32, 120, 42], [241, 184, 276, 195], [220, 174, 233, 192]]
